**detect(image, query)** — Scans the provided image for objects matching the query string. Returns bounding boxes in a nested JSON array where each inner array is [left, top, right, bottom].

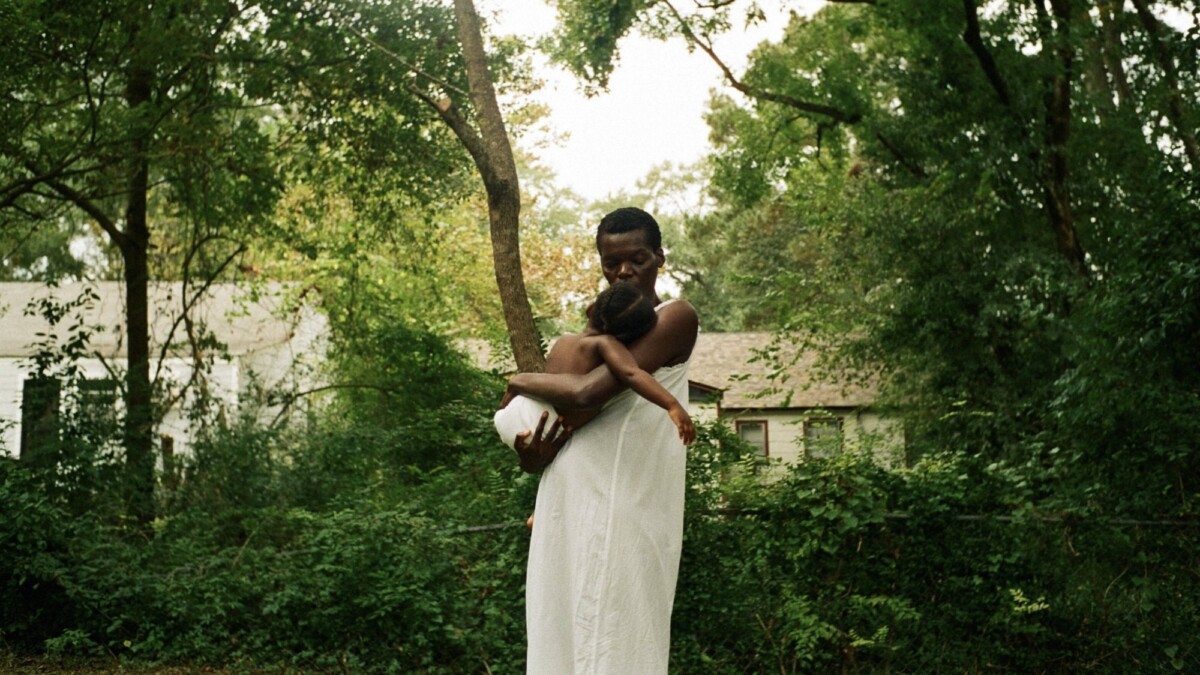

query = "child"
[[494, 283, 696, 460]]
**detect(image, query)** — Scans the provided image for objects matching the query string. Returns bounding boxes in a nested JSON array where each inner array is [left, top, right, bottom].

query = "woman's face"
[[598, 230, 665, 299]]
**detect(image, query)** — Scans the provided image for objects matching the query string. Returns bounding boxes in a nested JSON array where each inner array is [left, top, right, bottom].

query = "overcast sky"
[[488, 1, 805, 203]]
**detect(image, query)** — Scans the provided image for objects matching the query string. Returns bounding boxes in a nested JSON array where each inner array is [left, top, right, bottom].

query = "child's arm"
[[595, 336, 696, 444]]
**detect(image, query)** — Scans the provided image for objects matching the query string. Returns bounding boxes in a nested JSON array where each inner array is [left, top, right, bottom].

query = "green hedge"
[[2, 423, 1197, 673]]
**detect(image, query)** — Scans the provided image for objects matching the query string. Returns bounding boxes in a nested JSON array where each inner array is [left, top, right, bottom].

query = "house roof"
[[0, 281, 303, 358], [688, 332, 878, 409]]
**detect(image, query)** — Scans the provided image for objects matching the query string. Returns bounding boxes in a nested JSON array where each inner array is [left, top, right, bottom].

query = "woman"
[[503, 207, 699, 674]]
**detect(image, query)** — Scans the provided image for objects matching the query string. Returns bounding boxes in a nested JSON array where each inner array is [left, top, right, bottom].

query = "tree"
[[0, 0, 520, 519], [549, 0, 1200, 508], [422, 0, 545, 372], [288, 0, 548, 372], [0, 0, 291, 520]]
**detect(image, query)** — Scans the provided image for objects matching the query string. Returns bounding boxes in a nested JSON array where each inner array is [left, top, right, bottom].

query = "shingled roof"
[[0, 282, 302, 358], [687, 332, 878, 409]]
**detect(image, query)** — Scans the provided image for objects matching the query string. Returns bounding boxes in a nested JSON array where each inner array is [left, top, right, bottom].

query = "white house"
[[0, 281, 327, 459], [686, 333, 904, 467]]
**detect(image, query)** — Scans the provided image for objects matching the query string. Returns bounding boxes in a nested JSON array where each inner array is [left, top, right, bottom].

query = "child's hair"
[[590, 283, 658, 344]]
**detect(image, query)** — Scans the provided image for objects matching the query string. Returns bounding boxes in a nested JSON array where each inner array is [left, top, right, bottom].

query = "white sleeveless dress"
[[523, 315, 689, 674]]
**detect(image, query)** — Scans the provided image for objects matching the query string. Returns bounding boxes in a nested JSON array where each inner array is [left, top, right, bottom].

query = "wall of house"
[[0, 358, 35, 455], [0, 356, 241, 458], [721, 407, 904, 468], [686, 398, 721, 426], [1, 302, 328, 460], [237, 304, 328, 427]]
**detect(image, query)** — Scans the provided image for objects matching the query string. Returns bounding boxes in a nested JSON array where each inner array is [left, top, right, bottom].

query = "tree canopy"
[[549, 0, 1199, 513]]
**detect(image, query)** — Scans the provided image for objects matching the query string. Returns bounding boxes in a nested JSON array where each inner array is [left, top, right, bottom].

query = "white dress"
[[494, 395, 556, 451], [523, 335, 689, 673]]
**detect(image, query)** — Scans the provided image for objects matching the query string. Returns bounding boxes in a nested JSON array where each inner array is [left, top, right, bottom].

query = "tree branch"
[[1096, 1, 1132, 106], [0, 220, 48, 266], [1129, 0, 1199, 167], [961, 0, 1011, 106], [875, 132, 927, 178], [408, 84, 493, 184], [1040, 0, 1088, 280], [1, 159, 98, 208], [41, 175, 126, 248], [0, 176, 44, 210], [341, 21, 471, 99], [269, 382, 401, 427], [152, 235, 247, 401], [663, 0, 862, 125]]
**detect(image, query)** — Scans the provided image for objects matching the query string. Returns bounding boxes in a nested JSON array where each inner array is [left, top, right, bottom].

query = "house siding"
[[0, 282, 327, 459], [722, 407, 903, 468]]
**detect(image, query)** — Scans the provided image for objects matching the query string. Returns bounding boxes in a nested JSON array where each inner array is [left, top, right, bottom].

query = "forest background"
[[1, 0, 1198, 672]]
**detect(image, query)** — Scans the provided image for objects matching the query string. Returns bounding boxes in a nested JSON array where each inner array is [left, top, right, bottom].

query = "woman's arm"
[[508, 301, 698, 460], [593, 335, 684, 414], [506, 301, 699, 411]]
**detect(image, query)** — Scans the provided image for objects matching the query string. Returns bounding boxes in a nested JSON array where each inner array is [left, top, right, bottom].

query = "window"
[[21, 377, 121, 466], [687, 383, 721, 406], [736, 419, 769, 456], [804, 417, 843, 459], [21, 377, 61, 467], [76, 378, 120, 444]]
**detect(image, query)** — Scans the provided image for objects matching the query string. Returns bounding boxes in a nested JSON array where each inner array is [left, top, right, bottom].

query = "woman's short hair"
[[590, 283, 658, 344], [596, 206, 662, 251]]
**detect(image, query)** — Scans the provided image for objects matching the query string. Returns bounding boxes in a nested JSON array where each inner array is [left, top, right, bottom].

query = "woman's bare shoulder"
[[657, 298, 697, 315], [625, 299, 697, 369], [655, 299, 699, 336]]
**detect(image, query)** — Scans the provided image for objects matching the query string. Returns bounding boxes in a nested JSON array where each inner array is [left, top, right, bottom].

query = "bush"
[[671, 448, 1200, 673], [2, 410, 1196, 672]]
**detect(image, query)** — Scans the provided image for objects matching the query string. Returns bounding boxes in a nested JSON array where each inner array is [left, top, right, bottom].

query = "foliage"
[[546, 0, 651, 91], [0, 217, 96, 283], [4, 414, 1198, 673], [0, 320, 535, 671], [0, 0, 543, 520], [3, 0, 1199, 671], [551, 0, 1200, 514], [672, 447, 1200, 674]]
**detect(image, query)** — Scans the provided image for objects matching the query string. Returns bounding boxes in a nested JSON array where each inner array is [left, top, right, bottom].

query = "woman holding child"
[[496, 207, 699, 674]]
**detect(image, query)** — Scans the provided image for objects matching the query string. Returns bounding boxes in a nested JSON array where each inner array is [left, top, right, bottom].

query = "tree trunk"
[[123, 58, 156, 523], [1097, 1, 1132, 107], [1041, 0, 1089, 280], [450, 0, 545, 373]]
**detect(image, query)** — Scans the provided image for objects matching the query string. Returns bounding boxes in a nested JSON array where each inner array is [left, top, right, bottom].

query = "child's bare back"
[[544, 333, 618, 376]]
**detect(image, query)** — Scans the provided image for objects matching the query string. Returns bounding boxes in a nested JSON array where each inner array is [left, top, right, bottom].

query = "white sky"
[[487, 1, 809, 203]]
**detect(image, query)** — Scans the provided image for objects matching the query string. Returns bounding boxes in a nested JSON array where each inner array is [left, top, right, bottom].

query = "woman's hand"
[[514, 411, 572, 473], [498, 387, 517, 411]]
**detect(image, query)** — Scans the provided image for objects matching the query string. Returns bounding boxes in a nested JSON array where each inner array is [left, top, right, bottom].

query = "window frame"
[[735, 418, 770, 457]]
